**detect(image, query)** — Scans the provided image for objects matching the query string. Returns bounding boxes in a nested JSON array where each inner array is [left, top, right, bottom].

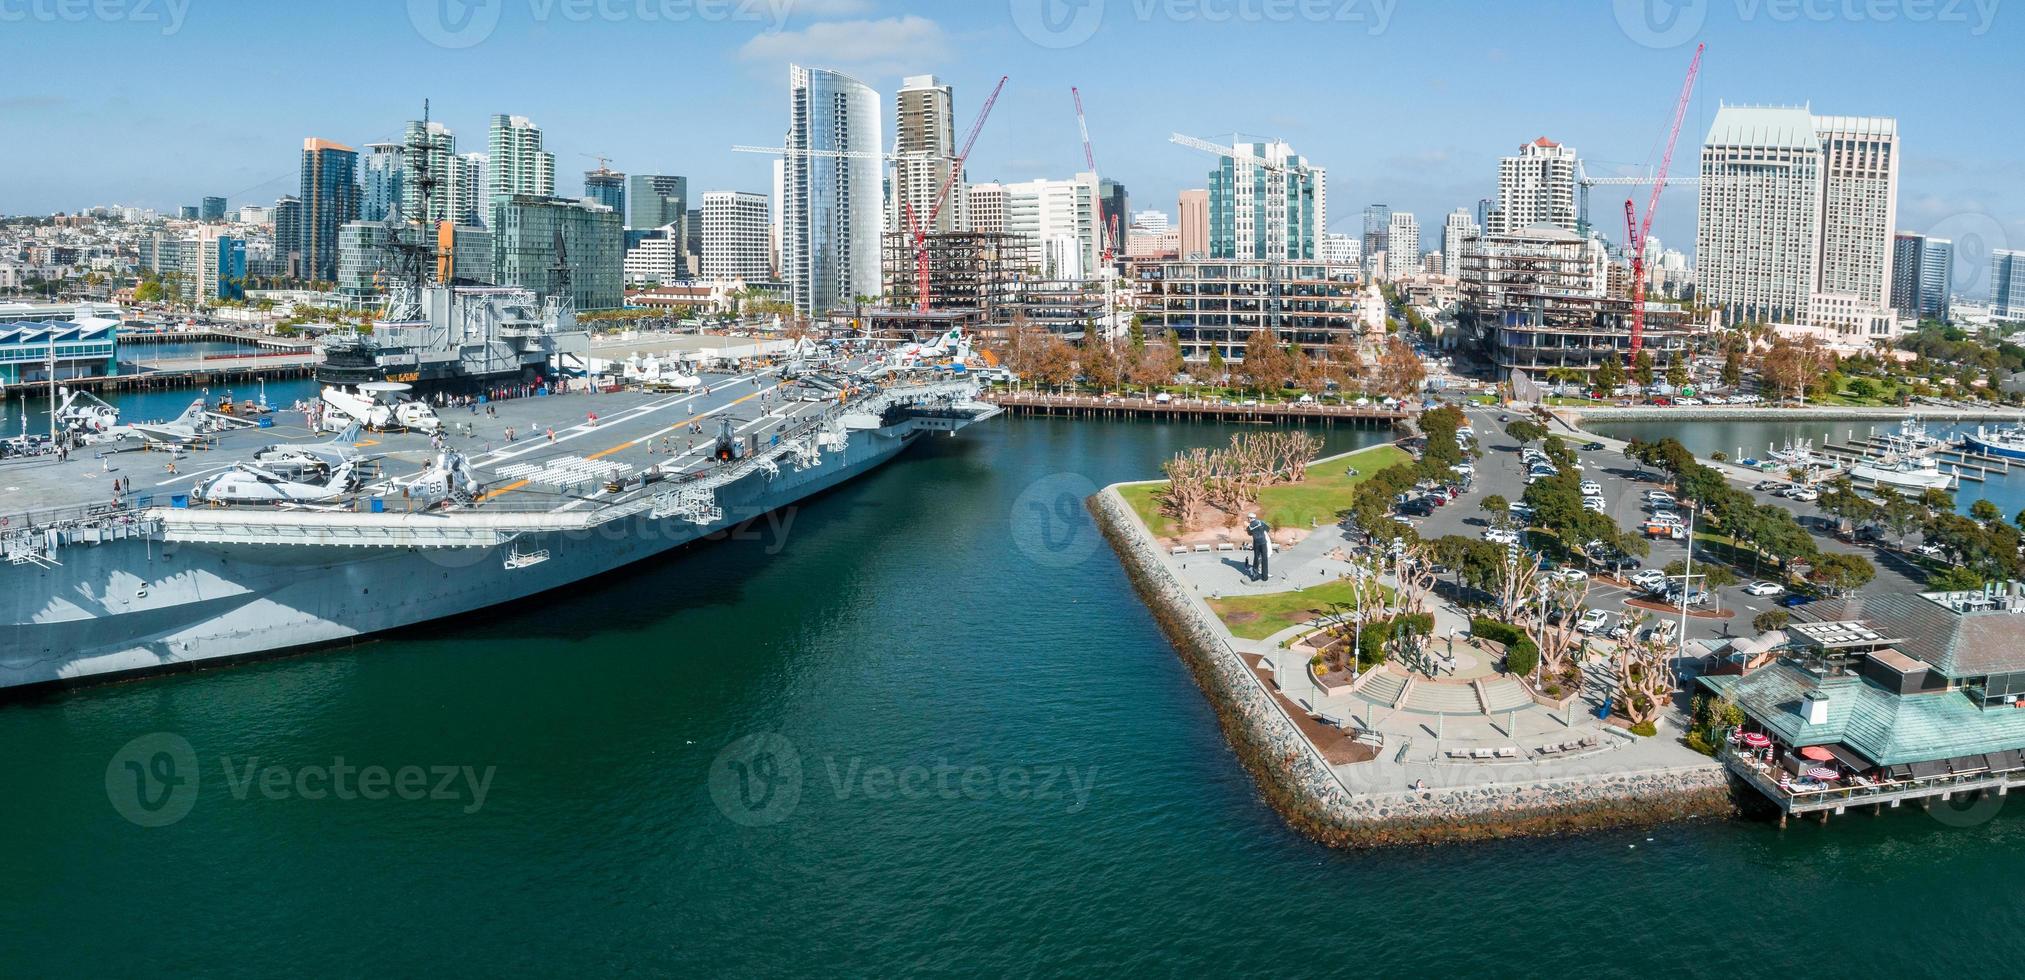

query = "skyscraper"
[[401, 120, 458, 227], [299, 138, 360, 283], [1177, 189, 1208, 260], [1696, 106, 1823, 325], [1385, 211, 1419, 279], [1491, 137, 1578, 234], [1812, 116, 1898, 311], [361, 142, 405, 223], [1205, 141, 1323, 262], [488, 114, 555, 199], [1002, 175, 1100, 279], [456, 153, 488, 228], [627, 175, 686, 231], [1099, 177, 1129, 262], [584, 168, 626, 215], [1362, 205, 1391, 264], [782, 65, 883, 315], [200, 196, 227, 222], [1442, 208, 1479, 279], [967, 183, 1007, 233], [1993, 250, 2025, 321], [1891, 233, 1924, 313], [1919, 236, 1954, 318], [1697, 105, 1901, 331], [891, 75, 963, 236], [701, 190, 773, 282], [272, 195, 304, 278]]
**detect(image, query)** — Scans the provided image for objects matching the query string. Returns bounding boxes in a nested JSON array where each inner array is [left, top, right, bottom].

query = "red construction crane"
[[1626, 42, 1704, 357], [904, 74, 1009, 313], [1071, 86, 1115, 267]]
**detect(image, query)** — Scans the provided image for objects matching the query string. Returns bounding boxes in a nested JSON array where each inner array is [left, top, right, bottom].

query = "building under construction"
[[1457, 225, 1699, 379], [1131, 260, 1367, 363], [880, 230, 1035, 320]]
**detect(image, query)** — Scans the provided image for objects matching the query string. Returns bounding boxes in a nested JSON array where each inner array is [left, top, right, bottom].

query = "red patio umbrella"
[[1799, 746, 1834, 762], [1742, 732, 1772, 748], [1806, 767, 1840, 780]]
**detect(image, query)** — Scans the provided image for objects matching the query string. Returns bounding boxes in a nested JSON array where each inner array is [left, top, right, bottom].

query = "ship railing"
[[0, 497, 158, 535]]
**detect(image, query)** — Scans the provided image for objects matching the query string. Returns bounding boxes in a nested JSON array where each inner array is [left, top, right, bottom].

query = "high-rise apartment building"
[[1812, 116, 1898, 310], [782, 65, 883, 314], [196, 226, 245, 301], [299, 138, 360, 283], [1384, 211, 1419, 279], [967, 183, 1007, 234], [701, 191, 773, 282], [1443, 208, 1479, 279], [1362, 205, 1391, 264], [1002, 174, 1099, 280], [1696, 105, 1901, 334], [272, 195, 303, 278], [1177, 189, 1208, 260], [401, 120, 458, 227], [584, 168, 626, 215], [891, 75, 963, 236], [361, 142, 405, 223], [488, 114, 555, 200], [1491, 137, 1578, 235], [456, 153, 487, 229], [1918, 236, 1954, 318], [1205, 141, 1324, 261], [1891, 233, 1925, 314], [1993, 250, 2025, 321]]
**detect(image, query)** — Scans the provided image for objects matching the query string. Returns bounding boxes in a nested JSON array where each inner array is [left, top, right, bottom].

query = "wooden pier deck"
[[982, 391, 1411, 425]]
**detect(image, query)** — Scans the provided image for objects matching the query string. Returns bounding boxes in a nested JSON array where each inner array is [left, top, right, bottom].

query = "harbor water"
[[6, 412, 2025, 976]]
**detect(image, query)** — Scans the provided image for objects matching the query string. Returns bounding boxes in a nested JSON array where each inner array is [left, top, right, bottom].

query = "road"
[[1400, 404, 1930, 651]]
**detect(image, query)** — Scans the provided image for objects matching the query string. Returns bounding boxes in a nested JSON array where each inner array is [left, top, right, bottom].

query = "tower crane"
[[901, 75, 1009, 313], [1625, 42, 1704, 357]]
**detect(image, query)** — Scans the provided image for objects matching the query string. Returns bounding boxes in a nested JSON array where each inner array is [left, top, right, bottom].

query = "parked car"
[[1744, 580, 1784, 597], [1787, 488, 1820, 503], [1484, 527, 1520, 545], [1577, 609, 1611, 635], [1582, 442, 1605, 452], [1647, 620, 1680, 645], [1916, 543, 1948, 560], [1579, 480, 1603, 497], [1582, 497, 1607, 514], [1551, 568, 1590, 585], [1631, 569, 1669, 593]]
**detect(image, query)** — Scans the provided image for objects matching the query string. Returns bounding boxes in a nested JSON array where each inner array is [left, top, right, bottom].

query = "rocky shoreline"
[[1567, 404, 2025, 424], [1089, 485, 1740, 847]]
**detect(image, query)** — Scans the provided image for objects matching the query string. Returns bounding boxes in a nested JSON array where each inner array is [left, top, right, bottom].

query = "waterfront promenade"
[[987, 391, 1411, 424]]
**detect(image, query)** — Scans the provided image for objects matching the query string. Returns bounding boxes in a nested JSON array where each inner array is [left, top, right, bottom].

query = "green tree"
[[1593, 356, 1626, 394], [1971, 499, 2003, 524], [1481, 494, 1511, 525], [1721, 349, 1744, 388], [1927, 565, 1986, 592], [1503, 419, 1547, 450], [1633, 350, 1656, 388], [1809, 552, 1876, 596], [1666, 360, 1690, 389], [1751, 609, 1790, 634]]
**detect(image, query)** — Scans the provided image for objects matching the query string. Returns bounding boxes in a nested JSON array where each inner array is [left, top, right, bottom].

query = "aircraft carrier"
[[0, 363, 997, 692]]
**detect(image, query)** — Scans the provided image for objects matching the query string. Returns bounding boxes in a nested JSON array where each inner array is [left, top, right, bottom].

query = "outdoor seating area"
[[1722, 726, 2025, 817], [1535, 736, 1601, 756]]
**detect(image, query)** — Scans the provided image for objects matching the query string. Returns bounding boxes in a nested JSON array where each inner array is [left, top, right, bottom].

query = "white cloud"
[[739, 15, 950, 76]]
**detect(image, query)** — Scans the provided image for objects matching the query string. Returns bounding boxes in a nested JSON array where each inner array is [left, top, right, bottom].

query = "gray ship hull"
[[0, 421, 929, 692]]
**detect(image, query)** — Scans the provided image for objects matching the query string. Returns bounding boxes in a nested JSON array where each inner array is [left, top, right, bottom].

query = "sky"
[[0, 0, 2017, 295]]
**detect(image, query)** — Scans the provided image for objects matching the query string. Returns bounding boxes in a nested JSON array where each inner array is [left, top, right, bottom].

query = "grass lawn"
[[1207, 580, 1395, 641], [1116, 443, 1412, 538]]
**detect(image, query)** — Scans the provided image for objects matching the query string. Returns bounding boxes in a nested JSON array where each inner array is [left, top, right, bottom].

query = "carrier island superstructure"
[[0, 364, 998, 692]]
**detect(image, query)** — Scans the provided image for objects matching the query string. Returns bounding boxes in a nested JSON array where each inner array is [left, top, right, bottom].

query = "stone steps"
[[1404, 681, 1484, 714]]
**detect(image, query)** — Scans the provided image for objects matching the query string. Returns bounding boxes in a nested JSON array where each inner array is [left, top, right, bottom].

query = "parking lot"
[[1399, 404, 1931, 650]]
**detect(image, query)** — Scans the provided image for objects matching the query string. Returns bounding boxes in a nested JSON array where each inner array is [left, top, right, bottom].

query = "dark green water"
[[5, 416, 2025, 977]]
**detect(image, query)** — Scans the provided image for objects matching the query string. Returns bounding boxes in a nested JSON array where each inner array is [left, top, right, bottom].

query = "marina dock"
[[983, 391, 1411, 425]]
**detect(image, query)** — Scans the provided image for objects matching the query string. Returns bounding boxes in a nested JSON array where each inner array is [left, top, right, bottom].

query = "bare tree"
[[1614, 612, 1676, 728]]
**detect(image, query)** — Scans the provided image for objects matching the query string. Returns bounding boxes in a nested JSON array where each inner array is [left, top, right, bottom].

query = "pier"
[[983, 391, 1411, 425]]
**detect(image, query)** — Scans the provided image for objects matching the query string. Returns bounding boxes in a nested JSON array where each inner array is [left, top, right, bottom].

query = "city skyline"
[[0, 1, 2016, 293]]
